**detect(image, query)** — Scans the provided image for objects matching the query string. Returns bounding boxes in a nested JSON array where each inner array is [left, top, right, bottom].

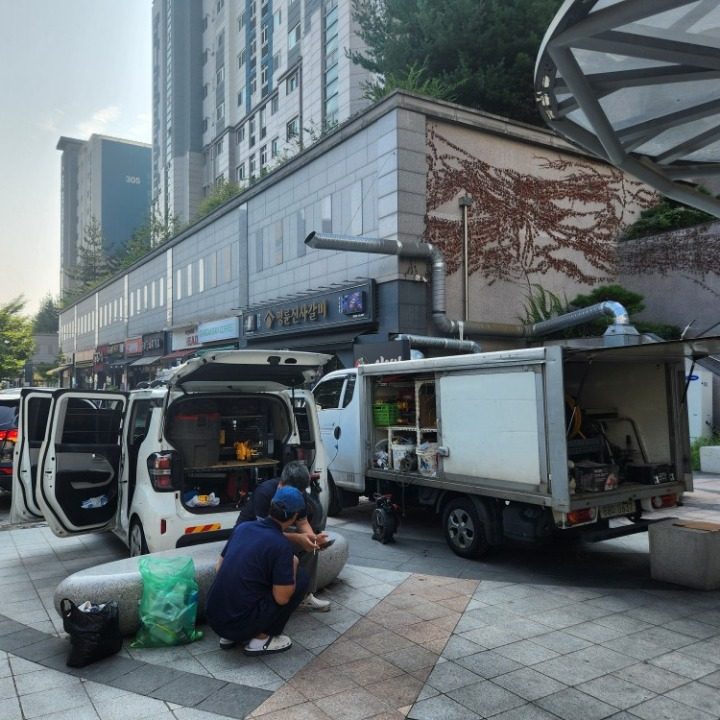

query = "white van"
[[11, 350, 329, 555]]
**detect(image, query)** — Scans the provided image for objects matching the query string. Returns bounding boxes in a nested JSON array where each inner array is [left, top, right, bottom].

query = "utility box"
[[649, 519, 720, 590]]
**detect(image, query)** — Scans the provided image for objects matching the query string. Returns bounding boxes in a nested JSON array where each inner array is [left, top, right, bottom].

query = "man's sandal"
[[242, 634, 293, 656]]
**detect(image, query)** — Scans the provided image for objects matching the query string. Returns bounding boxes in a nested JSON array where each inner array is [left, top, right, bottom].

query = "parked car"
[[11, 350, 330, 554], [0, 389, 20, 492]]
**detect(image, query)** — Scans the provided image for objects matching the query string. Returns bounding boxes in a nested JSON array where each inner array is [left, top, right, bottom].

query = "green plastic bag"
[[131, 556, 204, 648]]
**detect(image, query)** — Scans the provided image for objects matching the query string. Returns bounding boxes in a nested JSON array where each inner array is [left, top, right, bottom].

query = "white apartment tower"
[[152, 0, 372, 225]]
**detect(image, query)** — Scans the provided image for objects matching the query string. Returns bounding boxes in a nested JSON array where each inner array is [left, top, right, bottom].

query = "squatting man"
[[205, 463, 332, 655]]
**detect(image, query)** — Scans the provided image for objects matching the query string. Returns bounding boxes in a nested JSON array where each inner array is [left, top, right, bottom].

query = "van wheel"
[[129, 519, 149, 556], [327, 474, 343, 517], [442, 497, 489, 559]]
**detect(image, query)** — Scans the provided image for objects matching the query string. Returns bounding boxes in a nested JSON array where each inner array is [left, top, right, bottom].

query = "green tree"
[[350, 0, 563, 125], [0, 298, 34, 383], [32, 295, 60, 333], [624, 196, 716, 240], [195, 178, 244, 221], [68, 217, 116, 292]]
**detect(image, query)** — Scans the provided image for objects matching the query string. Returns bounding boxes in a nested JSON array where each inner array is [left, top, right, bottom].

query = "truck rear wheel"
[[442, 497, 489, 559]]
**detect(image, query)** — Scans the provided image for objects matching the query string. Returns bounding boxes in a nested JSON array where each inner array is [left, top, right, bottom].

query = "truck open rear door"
[[38, 391, 126, 537]]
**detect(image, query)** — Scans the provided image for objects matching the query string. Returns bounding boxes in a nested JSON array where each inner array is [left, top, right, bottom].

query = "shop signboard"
[[198, 317, 239, 345], [142, 331, 166, 357], [125, 337, 143, 356], [243, 281, 375, 340], [353, 338, 410, 366], [171, 326, 200, 351]]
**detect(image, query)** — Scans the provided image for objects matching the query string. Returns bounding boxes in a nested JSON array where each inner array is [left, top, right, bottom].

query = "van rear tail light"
[[148, 452, 177, 491], [160, 519, 167, 535], [651, 494, 678, 509]]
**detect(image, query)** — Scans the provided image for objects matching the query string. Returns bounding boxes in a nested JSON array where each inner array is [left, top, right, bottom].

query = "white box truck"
[[313, 339, 718, 558]]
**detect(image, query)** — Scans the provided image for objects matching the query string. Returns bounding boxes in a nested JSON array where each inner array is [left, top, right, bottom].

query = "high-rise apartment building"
[[152, 0, 372, 225], [57, 135, 152, 294]]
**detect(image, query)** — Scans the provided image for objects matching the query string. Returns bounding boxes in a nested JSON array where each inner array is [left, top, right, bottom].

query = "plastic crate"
[[373, 402, 399, 427]]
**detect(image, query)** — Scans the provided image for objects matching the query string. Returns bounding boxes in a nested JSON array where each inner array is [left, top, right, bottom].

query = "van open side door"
[[10, 389, 53, 523], [37, 391, 127, 537]]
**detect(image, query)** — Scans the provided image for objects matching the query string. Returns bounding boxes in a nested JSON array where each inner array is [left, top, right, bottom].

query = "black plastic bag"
[[61, 598, 123, 667]]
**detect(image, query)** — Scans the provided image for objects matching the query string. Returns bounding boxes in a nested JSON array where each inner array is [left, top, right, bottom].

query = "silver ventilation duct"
[[304, 232, 636, 343], [395, 334, 482, 354]]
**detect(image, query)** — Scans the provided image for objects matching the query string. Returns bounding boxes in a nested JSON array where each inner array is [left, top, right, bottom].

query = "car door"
[[37, 390, 127, 536], [313, 372, 361, 488], [11, 389, 53, 522]]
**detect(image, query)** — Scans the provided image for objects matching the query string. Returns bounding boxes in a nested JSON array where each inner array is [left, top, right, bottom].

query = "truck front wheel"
[[442, 497, 489, 559]]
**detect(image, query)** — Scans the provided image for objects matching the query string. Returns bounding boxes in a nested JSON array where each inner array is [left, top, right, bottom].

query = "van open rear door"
[[38, 391, 126, 537], [11, 389, 53, 522]]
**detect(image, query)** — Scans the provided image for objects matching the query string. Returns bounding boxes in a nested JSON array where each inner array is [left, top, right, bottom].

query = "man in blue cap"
[[205, 485, 309, 655]]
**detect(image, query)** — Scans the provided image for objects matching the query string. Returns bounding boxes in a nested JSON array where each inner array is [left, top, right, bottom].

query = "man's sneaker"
[[299, 592, 331, 612], [243, 634, 292, 656], [219, 637, 236, 650]]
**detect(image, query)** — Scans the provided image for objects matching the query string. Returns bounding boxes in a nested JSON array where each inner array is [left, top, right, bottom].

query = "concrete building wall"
[[97, 278, 127, 345], [126, 255, 168, 338]]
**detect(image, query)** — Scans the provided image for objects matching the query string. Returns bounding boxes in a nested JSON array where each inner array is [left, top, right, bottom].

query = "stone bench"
[[54, 530, 349, 636], [649, 519, 720, 590]]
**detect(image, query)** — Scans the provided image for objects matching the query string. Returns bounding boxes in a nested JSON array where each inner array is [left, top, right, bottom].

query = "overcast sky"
[[0, 0, 152, 316]]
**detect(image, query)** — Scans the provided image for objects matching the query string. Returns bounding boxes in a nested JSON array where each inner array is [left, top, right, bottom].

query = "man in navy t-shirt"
[[236, 461, 331, 613], [206, 486, 309, 655]]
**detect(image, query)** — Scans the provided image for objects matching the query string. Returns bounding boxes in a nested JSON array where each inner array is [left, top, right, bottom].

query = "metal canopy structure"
[[535, 0, 720, 218]]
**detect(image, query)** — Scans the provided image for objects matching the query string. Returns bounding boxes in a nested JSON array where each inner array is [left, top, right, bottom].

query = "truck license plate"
[[600, 500, 635, 519]]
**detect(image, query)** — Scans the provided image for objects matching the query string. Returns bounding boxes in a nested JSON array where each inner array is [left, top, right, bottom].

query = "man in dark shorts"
[[205, 486, 309, 655], [236, 461, 331, 614]]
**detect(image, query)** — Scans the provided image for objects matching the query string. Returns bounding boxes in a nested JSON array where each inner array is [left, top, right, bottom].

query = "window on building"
[[217, 29, 225, 48], [273, 9, 282, 28], [260, 145, 268, 167], [217, 0, 224, 12], [203, 14, 209, 31], [250, 75, 257, 95], [286, 70, 298, 94], [261, 23, 269, 47], [288, 23, 300, 50], [261, 0, 269, 12], [151, 280, 156, 309], [259, 106, 267, 138], [217, 102, 225, 122], [202, 83, 209, 99], [207, 252, 217, 289], [238, 11, 246, 31], [271, 94, 279, 114], [286, 115, 299, 141], [321, 195, 332, 232], [249, 115, 256, 146], [237, 87, 245, 106], [250, 1, 256, 22], [221, 245, 232, 283], [261, 65, 269, 91], [238, 48, 246, 68], [216, 65, 225, 85], [202, 117, 209, 133], [272, 51, 281, 73], [236, 162, 245, 181], [176, 269, 182, 300], [158, 277, 164, 306], [249, 155, 257, 176], [271, 136, 279, 157], [202, 48, 209, 65], [236, 125, 245, 143], [186, 264, 193, 297], [198, 258, 205, 293]]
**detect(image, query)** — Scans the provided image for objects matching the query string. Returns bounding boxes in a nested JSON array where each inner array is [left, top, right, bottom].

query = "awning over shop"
[[160, 348, 198, 362], [107, 359, 132, 368], [129, 356, 161, 367], [46, 364, 72, 376]]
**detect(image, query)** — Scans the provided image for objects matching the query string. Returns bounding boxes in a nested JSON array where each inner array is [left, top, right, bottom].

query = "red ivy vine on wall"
[[424, 126, 656, 285]]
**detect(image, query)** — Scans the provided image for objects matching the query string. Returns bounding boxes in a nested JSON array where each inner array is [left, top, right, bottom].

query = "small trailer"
[[313, 339, 718, 557]]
